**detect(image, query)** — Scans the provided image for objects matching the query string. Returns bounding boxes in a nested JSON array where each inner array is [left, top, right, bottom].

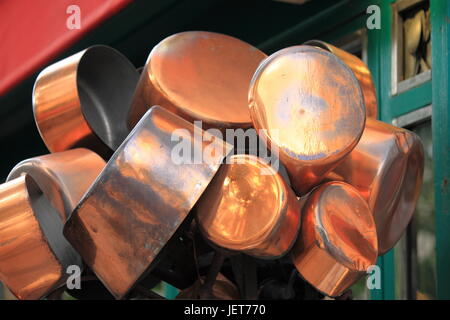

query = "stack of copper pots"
[[0, 31, 424, 300]]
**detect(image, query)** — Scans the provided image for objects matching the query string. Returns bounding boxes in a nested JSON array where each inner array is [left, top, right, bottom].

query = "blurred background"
[[0, 0, 448, 300]]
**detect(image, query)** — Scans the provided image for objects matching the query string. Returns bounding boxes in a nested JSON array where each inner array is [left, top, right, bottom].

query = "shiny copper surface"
[[128, 31, 267, 130], [291, 181, 378, 297], [64, 106, 233, 299], [304, 40, 378, 119], [33, 45, 139, 158], [196, 154, 301, 259], [249, 45, 366, 195], [329, 118, 424, 254], [7, 149, 105, 221], [0, 175, 81, 300], [176, 273, 240, 300]]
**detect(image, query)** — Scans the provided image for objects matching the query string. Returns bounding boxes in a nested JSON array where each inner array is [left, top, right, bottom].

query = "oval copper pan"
[[291, 181, 378, 297], [63, 106, 233, 299], [196, 154, 301, 259], [33, 45, 139, 159], [304, 40, 378, 119], [128, 31, 267, 130], [249, 45, 366, 196], [7, 148, 105, 221], [329, 118, 424, 255], [0, 175, 81, 300]]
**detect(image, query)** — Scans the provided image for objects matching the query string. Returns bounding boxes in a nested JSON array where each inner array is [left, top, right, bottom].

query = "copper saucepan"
[[33, 45, 140, 159], [63, 106, 233, 299], [0, 149, 105, 300], [328, 118, 424, 255], [196, 154, 301, 259], [249, 45, 366, 196], [291, 181, 378, 297], [128, 31, 267, 130], [304, 40, 378, 119]]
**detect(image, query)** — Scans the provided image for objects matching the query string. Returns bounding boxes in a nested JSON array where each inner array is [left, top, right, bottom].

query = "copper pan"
[[33, 45, 140, 159], [128, 31, 267, 130], [0, 175, 81, 300], [176, 273, 240, 300], [304, 40, 378, 119], [328, 118, 424, 255], [7, 148, 105, 221], [196, 154, 301, 259], [63, 105, 233, 299], [291, 181, 378, 298], [249, 45, 366, 196]]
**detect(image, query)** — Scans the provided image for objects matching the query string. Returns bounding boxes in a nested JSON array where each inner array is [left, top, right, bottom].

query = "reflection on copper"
[[177, 273, 240, 300], [291, 181, 378, 297], [196, 154, 301, 259], [0, 175, 81, 300], [7, 149, 105, 221], [249, 45, 366, 195], [128, 31, 267, 130], [33, 46, 139, 158], [329, 118, 424, 254], [304, 40, 378, 119], [64, 106, 233, 299]]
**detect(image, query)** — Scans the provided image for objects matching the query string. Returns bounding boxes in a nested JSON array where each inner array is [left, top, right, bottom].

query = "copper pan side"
[[63, 106, 233, 299], [329, 118, 424, 255], [128, 31, 267, 130], [196, 154, 301, 259], [6, 149, 105, 221], [33, 45, 139, 158], [176, 273, 240, 300], [304, 40, 378, 119], [291, 181, 378, 297], [0, 175, 81, 300], [249, 45, 366, 196]]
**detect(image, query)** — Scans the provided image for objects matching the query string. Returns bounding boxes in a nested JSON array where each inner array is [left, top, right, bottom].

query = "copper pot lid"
[[196, 154, 301, 259], [304, 40, 378, 119], [7, 148, 105, 221], [0, 175, 81, 300], [330, 118, 424, 254], [249, 45, 366, 195], [291, 181, 378, 297], [63, 106, 233, 299], [33, 45, 139, 158], [128, 31, 267, 130]]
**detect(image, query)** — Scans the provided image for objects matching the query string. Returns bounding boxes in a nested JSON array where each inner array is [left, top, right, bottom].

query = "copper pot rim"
[[248, 45, 366, 165]]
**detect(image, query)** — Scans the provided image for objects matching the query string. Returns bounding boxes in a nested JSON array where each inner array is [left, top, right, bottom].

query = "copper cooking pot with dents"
[[328, 118, 424, 255], [0, 175, 81, 300], [128, 31, 267, 130], [304, 40, 378, 119], [7, 148, 106, 221], [249, 45, 366, 196], [196, 154, 301, 259], [33, 45, 140, 158], [291, 181, 378, 298], [63, 106, 233, 299]]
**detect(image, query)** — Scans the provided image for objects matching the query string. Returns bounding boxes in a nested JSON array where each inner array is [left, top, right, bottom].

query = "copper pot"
[[33, 45, 139, 158], [63, 106, 233, 299], [196, 154, 301, 259], [128, 31, 267, 130], [329, 118, 424, 254], [291, 181, 378, 297], [249, 45, 366, 195], [304, 40, 378, 119]]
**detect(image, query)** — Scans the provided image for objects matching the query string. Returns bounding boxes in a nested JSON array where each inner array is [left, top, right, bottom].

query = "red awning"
[[0, 0, 133, 96]]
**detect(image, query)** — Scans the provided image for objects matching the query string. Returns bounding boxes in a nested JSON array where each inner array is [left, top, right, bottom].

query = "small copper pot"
[[249, 45, 366, 196], [63, 106, 233, 299], [304, 40, 378, 119], [329, 118, 424, 254], [128, 31, 267, 130], [291, 181, 378, 297], [33, 45, 139, 158], [196, 154, 301, 259]]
